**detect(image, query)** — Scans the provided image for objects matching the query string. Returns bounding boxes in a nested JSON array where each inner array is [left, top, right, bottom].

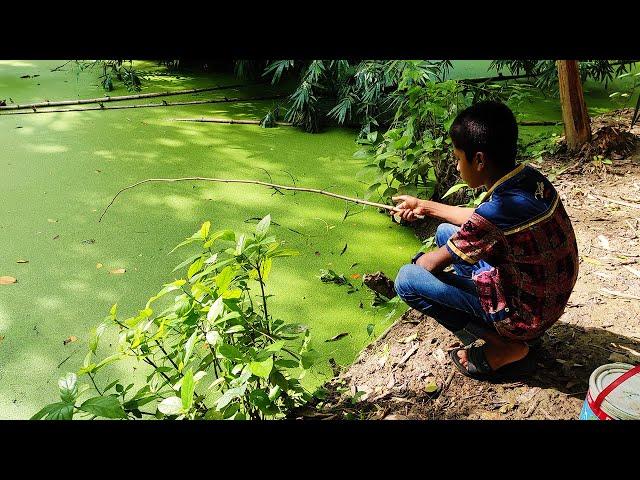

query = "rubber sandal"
[[449, 345, 537, 380], [449, 345, 493, 379]]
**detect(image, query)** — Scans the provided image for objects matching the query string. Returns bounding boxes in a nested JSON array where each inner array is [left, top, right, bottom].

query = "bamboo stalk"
[[0, 83, 254, 111], [171, 117, 293, 126], [0, 95, 286, 115], [100, 177, 395, 223], [518, 120, 562, 126]]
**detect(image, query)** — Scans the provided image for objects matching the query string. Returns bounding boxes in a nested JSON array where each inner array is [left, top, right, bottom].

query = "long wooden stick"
[[99, 177, 395, 222], [171, 117, 292, 126], [518, 120, 562, 126], [0, 95, 286, 115], [0, 84, 254, 111]]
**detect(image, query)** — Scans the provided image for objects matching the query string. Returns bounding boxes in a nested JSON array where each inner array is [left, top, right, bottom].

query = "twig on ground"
[[524, 399, 541, 418], [600, 288, 640, 301], [396, 343, 420, 368], [589, 193, 640, 211]]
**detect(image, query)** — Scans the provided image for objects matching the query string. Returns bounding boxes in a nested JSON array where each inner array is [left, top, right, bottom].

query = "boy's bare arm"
[[415, 245, 454, 273], [392, 195, 474, 226]]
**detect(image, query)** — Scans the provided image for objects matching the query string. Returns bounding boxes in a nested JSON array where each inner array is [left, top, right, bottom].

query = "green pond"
[[0, 60, 636, 419]]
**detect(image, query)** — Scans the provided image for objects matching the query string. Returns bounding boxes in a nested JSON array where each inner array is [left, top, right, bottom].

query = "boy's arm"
[[415, 245, 454, 273], [392, 195, 474, 226]]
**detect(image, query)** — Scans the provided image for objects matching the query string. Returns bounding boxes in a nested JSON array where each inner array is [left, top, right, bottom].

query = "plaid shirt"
[[445, 164, 579, 340]]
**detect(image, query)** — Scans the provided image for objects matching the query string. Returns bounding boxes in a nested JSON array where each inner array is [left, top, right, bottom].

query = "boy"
[[392, 101, 579, 379]]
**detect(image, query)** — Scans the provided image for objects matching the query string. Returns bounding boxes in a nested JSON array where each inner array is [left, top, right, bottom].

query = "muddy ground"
[[292, 110, 640, 420]]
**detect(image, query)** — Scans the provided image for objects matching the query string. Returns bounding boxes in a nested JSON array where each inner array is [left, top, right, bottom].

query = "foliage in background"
[[33, 216, 318, 420], [238, 60, 453, 134], [353, 74, 535, 204], [518, 132, 563, 163], [74, 60, 143, 92], [490, 60, 639, 93]]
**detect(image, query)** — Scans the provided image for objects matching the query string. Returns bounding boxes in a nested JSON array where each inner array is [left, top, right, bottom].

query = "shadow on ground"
[[292, 309, 640, 420]]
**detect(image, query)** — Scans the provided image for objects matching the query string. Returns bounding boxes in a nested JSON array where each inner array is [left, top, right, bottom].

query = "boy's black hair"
[[449, 100, 518, 170]]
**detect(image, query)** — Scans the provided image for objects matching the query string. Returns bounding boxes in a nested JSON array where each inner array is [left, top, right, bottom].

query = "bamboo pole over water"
[[171, 117, 293, 126], [0, 83, 256, 111], [0, 95, 286, 115]]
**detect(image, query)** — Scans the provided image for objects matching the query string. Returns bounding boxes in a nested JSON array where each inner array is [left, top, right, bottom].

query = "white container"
[[580, 363, 640, 420]]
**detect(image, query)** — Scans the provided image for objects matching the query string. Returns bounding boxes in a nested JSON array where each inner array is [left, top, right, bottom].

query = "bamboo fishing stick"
[[99, 177, 398, 223], [171, 117, 293, 126], [0, 83, 255, 111], [0, 95, 286, 115]]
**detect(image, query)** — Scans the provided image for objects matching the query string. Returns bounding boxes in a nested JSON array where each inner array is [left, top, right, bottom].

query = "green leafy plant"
[[74, 60, 143, 92], [354, 80, 465, 204], [518, 133, 562, 163], [260, 105, 283, 128], [33, 216, 318, 420]]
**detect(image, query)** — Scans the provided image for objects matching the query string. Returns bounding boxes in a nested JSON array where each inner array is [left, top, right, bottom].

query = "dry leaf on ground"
[[399, 333, 418, 344], [96, 263, 103, 269], [109, 268, 126, 275], [583, 256, 603, 266], [16, 260, 29, 264], [63, 335, 78, 346], [0, 276, 17, 285], [608, 352, 632, 363], [516, 387, 541, 404], [597, 235, 611, 250], [433, 348, 447, 364]]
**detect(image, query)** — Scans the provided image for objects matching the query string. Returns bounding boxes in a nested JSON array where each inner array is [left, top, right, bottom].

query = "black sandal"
[[449, 345, 537, 380], [449, 345, 493, 379]]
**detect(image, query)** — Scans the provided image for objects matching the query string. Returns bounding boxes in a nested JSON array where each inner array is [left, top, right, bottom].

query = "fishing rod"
[[99, 177, 422, 223]]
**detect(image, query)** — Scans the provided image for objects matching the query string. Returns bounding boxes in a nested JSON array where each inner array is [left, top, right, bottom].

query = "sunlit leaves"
[[79, 396, 126, 419], [58, 373, 78, 404], [34, 214, 313, 421], [158, 396, 183, 416]]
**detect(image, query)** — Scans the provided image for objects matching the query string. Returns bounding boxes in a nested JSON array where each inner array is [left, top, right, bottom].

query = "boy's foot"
[[455, 333, 530, 372]]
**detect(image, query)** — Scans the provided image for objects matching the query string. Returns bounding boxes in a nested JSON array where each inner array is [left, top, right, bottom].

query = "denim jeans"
[[394, 223, 494, 345]]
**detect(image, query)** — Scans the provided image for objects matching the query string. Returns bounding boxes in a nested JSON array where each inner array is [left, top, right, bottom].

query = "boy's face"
[[453, 147, 484, 189]]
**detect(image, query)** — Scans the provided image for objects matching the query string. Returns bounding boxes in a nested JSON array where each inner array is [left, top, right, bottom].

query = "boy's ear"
[[473, 151, 486, 171]]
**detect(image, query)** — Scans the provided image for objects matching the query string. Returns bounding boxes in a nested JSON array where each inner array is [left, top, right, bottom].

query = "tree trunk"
[[557, 60, 592, 151]]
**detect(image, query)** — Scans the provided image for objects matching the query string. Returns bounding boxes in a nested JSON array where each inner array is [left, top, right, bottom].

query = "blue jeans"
[[394, 223, 493, 345]]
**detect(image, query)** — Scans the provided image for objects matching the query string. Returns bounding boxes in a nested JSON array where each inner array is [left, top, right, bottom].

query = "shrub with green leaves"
[[354, 80, 464, 204], [33, 215, 318, 420]]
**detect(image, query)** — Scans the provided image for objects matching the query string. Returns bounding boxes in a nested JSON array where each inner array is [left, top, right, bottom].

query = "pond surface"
[[0, 60, 419, 418]]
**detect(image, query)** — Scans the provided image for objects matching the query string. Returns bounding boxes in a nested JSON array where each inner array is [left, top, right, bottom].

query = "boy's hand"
[[391, 195, 424, 222]]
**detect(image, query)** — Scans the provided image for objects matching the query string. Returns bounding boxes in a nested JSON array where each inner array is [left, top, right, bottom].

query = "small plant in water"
[[33, 215, 319, 420]]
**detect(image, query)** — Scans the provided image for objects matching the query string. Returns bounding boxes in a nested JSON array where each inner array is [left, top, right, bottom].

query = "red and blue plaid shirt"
[[445, 163, 579, 340]]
